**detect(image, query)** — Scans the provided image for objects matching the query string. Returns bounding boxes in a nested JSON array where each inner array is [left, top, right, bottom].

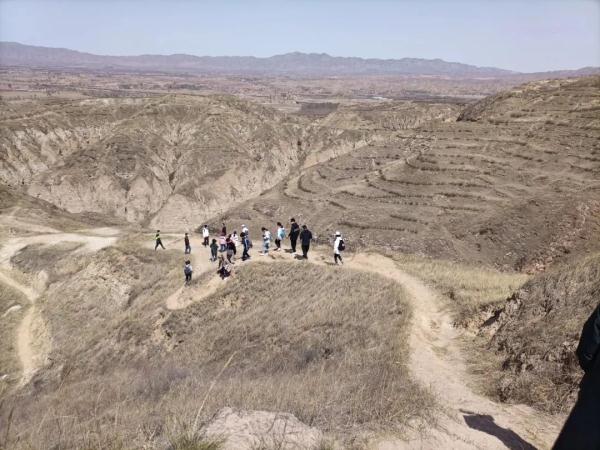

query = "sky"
[[0, 0, 598, 72]]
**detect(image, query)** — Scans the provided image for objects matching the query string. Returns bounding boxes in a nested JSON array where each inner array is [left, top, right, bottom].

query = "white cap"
[[335, 231, 341, 236]]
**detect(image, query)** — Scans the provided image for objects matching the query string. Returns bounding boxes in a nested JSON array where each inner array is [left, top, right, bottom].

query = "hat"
[[335, 231, 341, 236]]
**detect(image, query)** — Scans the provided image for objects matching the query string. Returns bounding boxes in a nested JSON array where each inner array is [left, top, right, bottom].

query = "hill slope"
[[223, 76, 600, 269], [0, 95, 458, 228], [482, 253, 600, 413]]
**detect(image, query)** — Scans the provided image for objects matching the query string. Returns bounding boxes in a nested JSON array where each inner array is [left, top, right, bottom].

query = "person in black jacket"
[[553, 304, 600, 450], [289, 218, 300, 254], [241, 231, 251, 261], [184, 233, 191, 254], [299, 225, 312, 259]]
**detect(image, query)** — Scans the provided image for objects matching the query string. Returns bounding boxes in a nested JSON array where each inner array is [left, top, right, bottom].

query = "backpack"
[[184, 265, 192, 275], [338, 240, 345, 251], [247, 238, 253, 248]]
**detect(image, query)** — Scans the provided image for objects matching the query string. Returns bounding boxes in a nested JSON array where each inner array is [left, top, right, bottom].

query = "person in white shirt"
[[333, 231, 344, 265], [202, 225, 210, 246], [241, 224, 249, 236], [260, 227, 271, 255]]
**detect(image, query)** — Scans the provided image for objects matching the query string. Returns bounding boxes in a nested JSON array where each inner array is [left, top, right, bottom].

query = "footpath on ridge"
[[155, 233, 563, 450], [0, 226, 118, 386], [0, 228, 563, 449]]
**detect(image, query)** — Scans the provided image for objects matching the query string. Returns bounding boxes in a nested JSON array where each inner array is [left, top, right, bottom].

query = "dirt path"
[[0, 228, 119, 386], [341, 253, 561, 450], [165, 245, 560, 449], [147, 234, 221, 310], [2, 225, 560, 446]]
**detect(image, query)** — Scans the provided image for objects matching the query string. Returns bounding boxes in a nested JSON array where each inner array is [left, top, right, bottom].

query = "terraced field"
[[226, 76, 600, 270]]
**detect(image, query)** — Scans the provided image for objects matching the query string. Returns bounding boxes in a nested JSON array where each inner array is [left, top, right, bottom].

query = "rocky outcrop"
[[200, 407, 323, 450]]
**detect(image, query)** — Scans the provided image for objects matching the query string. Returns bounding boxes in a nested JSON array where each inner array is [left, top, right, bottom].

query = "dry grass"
[[0, 247, 432, 449], [163, 262, 431, 432], [486, 253, 600, 414], [10, 242, 83, 282], [386, 252, 529, 326]]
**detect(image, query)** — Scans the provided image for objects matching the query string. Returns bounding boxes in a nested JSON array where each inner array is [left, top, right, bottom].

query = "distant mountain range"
[[0, 42, 598, 78]]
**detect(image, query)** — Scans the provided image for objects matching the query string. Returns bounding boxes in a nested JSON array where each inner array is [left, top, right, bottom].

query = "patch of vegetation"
[[487, 253, 600, 414], [387, 252, 528, 325], [0, 258, 433, 448]]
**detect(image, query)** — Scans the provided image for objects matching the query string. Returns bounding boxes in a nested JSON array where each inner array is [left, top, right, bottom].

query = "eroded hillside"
[[225, 76, 600, 270], [0, 95, 457, 229], [482, 253, 600, 414]]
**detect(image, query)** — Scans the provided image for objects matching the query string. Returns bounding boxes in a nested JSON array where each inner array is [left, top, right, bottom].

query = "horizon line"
[[2, 40, 600, 74]]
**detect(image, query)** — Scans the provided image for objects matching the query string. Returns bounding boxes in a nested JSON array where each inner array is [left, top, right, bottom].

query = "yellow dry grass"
[[387, 252, 529, 325], [0, 249, 433, 449]]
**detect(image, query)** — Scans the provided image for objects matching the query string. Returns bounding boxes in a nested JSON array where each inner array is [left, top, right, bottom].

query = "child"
[[202, 225, 210, 246], [155, 229, 165, 250], [219, 234, 227, 252], [275, 222, 286, 251], [217, 255, 232, 279], [210, 238, 218, 262], [226, 236, 236, 263], [184, 260, 193, 285], [184, 232, 191, 254], [260, 227, 271, 255]]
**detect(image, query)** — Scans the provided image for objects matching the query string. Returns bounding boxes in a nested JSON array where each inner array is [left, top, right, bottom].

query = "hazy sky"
[[0, 0, 598, 72]]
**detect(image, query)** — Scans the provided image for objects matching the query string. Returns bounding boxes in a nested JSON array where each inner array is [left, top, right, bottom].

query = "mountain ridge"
[[0, 41, 519, 77]]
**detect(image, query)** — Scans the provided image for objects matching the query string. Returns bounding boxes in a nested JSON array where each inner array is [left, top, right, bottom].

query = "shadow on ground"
[[461, 410, 537, 450]]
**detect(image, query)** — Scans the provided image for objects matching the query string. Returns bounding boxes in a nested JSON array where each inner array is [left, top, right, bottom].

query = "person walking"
[[210, 238, 218, 262], [333, 231, 345, 265], [217, 254, 232, 279], [219, 234, 227, 252], [241, 231, 251, 261], [275, 222, 286, 251], [260, 227, 271, 255], [184, 232, 191, 254], [155, 230, 165, 250], [553, 304, 600, 450], [184, 260, 193, 285], [289, 218, 300, 254], [202, 225, 210, 246], [299, 225, 312, 259], [226, 235, 236, 263], [221, 222, 227, 236], [232, 230, 240, 249]]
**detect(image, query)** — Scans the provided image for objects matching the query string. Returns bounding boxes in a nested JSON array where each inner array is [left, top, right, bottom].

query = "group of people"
[[155, 218, 346, 285]]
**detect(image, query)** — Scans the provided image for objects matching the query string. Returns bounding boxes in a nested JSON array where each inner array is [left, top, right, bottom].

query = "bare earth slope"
[[481, 253, 600, 414], [0, 95, 458, 230], [225, 76, 600, 269], [0, 95, 305, 228]]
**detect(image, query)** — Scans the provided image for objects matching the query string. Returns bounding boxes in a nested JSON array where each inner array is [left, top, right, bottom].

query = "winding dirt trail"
[[2, 225, 561, 447], [0, 227, 119, 385], [160, 241, 561, 448], [343, 253, 562, 450]]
